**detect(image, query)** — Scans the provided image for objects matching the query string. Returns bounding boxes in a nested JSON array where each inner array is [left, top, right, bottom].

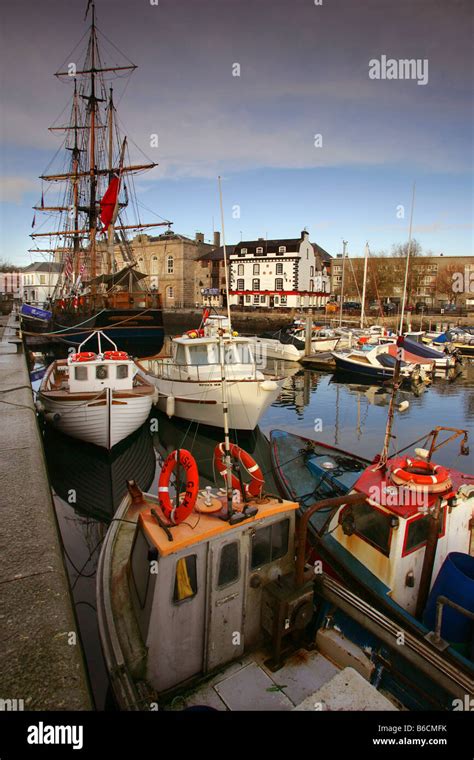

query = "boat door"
[[205, 534, 247, 671]]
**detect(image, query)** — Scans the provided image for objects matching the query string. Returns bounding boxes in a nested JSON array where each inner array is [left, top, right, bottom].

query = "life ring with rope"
[[103, 350, 129, 361], [214, 443, 265, 498], [185, 329, 204, 339], [158, 449, 199, 525], [70, 351, 97, 362], [390, 457, 452, 493]]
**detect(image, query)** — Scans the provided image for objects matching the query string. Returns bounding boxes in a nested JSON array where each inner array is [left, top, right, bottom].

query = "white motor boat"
[[248, 325, 340, 363], [137, 316, 282, 430], [37, 331, 156, 450]]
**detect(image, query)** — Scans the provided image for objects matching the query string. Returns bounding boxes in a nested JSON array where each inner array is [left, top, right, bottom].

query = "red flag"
[[100, 176, 120, 231]]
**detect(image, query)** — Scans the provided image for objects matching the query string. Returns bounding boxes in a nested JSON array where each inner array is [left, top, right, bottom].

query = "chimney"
[[213, 231, 220, 248], [301, 229, 309, 240], [258, 237, 264, 242], [195, 232, 204, 244]]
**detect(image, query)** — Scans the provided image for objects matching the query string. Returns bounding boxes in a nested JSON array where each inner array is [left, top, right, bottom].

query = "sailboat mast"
[[398, 183, 416, 335], [339, 239, 347, 328], [360, 243, 369, 330], [107, 87, 114, 276], [88, 2, 98, 295], [218, 176, 232, 332], [72, 79, 80, 281]]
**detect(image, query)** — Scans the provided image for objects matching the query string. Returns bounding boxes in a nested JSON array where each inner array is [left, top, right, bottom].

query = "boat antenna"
[[375, 337, 404, 470], [398, 183, 416, 335], [218, 176, 233, 333]]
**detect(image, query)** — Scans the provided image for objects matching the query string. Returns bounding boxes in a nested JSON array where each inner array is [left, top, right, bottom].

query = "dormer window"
[[278, 246, 286, 254], [241, 248, 247, 254], [256, 246, 263, 254]]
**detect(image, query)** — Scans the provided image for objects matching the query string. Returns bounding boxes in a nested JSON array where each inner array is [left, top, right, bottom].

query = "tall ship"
[[21, 2, 167, 357]]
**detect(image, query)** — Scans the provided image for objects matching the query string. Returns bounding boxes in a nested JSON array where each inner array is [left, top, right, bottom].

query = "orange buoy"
[[214, 443, 265, 498], [158, 449, 199, 524], [390, 457, 451, 493], [71, 351, 97, 362], [103, 350, 129, 361]]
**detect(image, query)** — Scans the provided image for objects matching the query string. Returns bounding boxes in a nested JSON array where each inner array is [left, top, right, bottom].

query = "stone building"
[[194, 233, 232, 308], [98, 229, 214, 308]]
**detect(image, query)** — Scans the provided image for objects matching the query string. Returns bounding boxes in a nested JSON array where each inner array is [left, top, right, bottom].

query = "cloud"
[[0, 177, 37, 203]]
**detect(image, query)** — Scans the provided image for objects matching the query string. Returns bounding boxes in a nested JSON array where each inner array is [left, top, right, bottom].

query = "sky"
[[0, 0, 472, 266]]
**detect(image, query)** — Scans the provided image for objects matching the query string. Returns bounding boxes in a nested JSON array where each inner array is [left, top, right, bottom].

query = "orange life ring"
[[214, 443, 265, 498], [71, 351, 97, 362], [103, 350, 129, 361], [158, 449, 199, 525], [358, 336, 369, 345], [390, 457, 451, 492]]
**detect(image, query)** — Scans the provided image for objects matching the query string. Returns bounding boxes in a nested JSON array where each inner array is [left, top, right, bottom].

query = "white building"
[[229, 230, 331, 309], [0, 272, 22, 299], [21, 262, 62, 306]]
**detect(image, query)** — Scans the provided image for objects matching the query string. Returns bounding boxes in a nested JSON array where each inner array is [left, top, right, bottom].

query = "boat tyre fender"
[[214, 443, 265, 498], [158, 449, 199, 525], [391, 457, 451, 492]]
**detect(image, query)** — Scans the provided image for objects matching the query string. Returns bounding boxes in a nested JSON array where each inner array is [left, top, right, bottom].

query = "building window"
[[241, 248, 247, 254], [253, 294, 259, 303], [259, 296, 266, 304], [280, 295, 287, 304], [256, 246, 263, 254], [278, 246, 286, 254], [237, 264, 244, 276], [151, 256, 159, 275], [167, 286, 174, 299], [275, 278, 283, 291], [276, 263, 283, 275], [310, 266, 314, 277], [310, 281, 314, 291], [40, 275, 46, 285], [274, 296, 279, 304], [252, 278, 260, 290], [245, 295, 251, 303], [167, 255, 174, 274], [237, 279, 244, 290], [253, 264, 260, 275]]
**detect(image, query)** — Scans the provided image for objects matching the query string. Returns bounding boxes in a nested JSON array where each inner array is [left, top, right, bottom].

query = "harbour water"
[[39, 358, 474, 708]]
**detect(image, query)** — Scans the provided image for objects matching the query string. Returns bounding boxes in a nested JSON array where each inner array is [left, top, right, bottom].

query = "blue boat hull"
[[333, 354, 394, 380]]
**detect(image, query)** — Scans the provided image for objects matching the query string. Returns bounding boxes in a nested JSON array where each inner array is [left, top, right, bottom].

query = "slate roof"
[[23, 262, 62, 273]]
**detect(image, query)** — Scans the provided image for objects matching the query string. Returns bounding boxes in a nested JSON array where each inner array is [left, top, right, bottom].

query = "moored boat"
[[137, 315, 282, 430], [332, 343, 433, 383], [37, 331, 156, 449]]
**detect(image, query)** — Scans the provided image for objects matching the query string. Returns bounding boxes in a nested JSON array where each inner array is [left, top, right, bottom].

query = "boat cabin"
[[127, 497, 306, 694], [326, 460, 473, 615], [67, 353, 136, 393]]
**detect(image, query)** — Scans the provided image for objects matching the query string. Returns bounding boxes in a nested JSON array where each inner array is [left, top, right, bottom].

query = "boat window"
[[74, 366, 88, 381], [116, 365, 128, 379], [96, 365, 108, 380], [173, 555, 198, 603], [233, 342, 253, 364], [175, 345, 186, 365], [251, 519, 289, 569], [404, 509, 445, 555], [349, 502, 392, 556], [130, 528, 153, 609], [188, 345, 210, 366], [218, 542, 240, 587]]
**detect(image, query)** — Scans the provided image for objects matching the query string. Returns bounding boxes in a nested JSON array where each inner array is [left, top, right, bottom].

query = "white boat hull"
[[150, 377, 281, 430], [38, 391, 153, 449], [248, 336, 340, 362]]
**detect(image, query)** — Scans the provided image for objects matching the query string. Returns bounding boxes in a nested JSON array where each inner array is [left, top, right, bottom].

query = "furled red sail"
[[100, 176, 120, 231]]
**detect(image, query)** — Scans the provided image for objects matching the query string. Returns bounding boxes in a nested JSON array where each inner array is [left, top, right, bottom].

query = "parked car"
[[342, 301, 361, 312]]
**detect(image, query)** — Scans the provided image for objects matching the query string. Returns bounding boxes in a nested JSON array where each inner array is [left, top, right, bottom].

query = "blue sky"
[[0, 0, 472, 266]]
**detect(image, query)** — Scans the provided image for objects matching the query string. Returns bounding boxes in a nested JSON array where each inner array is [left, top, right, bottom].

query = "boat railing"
[[143, 357, 260, 382], [53, 291, 162, 312]]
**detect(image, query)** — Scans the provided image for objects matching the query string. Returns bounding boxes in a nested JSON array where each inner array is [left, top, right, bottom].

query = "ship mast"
[[71, 79, 81, 281], [107, 86, 114, 276], [88, 2, 98, 297]]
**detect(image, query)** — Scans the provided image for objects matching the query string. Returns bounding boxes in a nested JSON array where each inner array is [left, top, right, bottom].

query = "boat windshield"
[[185, 341, 255, 366]]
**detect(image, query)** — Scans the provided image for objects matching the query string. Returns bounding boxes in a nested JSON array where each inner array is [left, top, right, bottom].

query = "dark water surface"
[[41, 359, 474, 708]]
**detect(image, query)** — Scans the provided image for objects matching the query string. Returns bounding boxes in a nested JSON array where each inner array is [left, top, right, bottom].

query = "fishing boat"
[[331, 343, 433, 383], [22, 2, 167, 357], [137, 314, 282, 430], [37, 331, 156, 449], [270, 430, 371, 508], [271, 358, 474, 704]]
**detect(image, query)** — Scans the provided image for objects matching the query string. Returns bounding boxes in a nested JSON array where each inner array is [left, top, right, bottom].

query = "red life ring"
[[103, 350, 129, 361], [158, 449, 199, 525], [71, 351, 97, 362], [214, 443, 265, 498], [185, 329, 204, 339], [358, 336, 369, 345], [390, 457, 451, 492]]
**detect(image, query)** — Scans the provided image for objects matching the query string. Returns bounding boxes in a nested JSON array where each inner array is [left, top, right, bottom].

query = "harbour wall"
[[0, 312, 92, 710]]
